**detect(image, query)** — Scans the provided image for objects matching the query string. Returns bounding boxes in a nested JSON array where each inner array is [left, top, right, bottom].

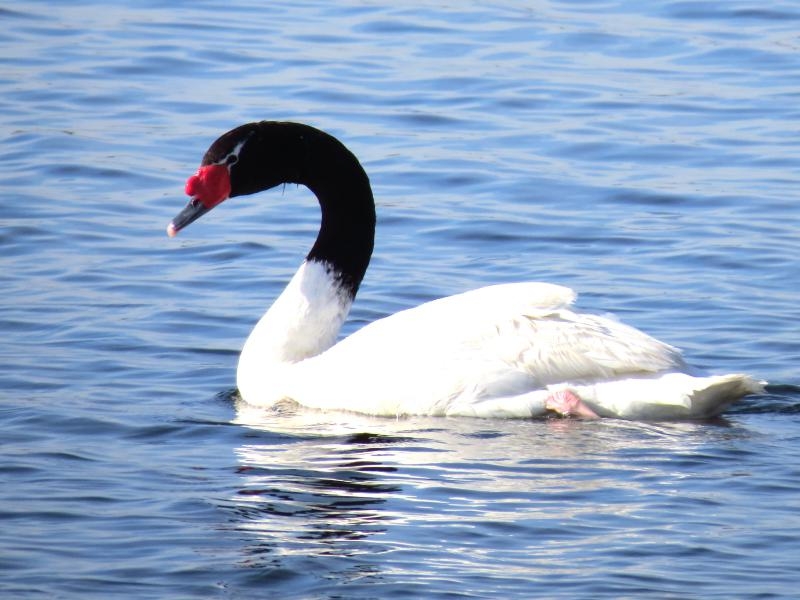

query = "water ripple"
[[2, 1, 799, 598]]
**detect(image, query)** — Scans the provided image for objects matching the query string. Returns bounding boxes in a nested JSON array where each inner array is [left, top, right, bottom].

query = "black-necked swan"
[[167, 121, 762, 420]]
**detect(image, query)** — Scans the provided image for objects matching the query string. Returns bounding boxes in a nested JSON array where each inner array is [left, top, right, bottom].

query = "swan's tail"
[[565, 373, 764, 420]]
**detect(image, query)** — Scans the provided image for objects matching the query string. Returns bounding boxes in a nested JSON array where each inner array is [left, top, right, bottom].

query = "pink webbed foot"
[[544, 389, 599, 419]]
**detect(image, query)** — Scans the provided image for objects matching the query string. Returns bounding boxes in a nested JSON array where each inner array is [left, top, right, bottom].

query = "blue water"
[[2, 1, 800, 598]]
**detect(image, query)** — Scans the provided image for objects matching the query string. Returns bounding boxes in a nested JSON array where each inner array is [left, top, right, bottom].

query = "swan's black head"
[[167, 121, 321, 236], [167, 120, 375, 296]]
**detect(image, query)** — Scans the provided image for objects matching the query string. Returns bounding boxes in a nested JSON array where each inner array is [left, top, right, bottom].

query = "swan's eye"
[[226, 153, 238, 166]]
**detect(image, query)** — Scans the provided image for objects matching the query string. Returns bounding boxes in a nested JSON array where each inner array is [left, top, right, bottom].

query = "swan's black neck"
[[300, 128, 375, 297], [222, 121, 376, 298]]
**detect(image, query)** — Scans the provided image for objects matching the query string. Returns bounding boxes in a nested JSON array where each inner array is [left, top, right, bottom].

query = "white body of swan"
[[168, 121, 762, 420], [236, 261, 759, 419]]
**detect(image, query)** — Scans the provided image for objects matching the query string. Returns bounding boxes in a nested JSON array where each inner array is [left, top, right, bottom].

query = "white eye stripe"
[[216, 139, 246, 166], [215, 132, 253, 166]]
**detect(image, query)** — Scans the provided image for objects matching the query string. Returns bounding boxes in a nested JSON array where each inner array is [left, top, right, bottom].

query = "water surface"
[[2, 1, 799, 598]]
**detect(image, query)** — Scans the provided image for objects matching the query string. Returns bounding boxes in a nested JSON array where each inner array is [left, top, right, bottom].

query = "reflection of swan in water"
[[228, 402, 402, 562], [228, 400, 741, 574]]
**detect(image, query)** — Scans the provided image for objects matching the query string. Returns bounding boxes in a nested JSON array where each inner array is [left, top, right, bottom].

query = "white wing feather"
[[284, 282, 691, 416]]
